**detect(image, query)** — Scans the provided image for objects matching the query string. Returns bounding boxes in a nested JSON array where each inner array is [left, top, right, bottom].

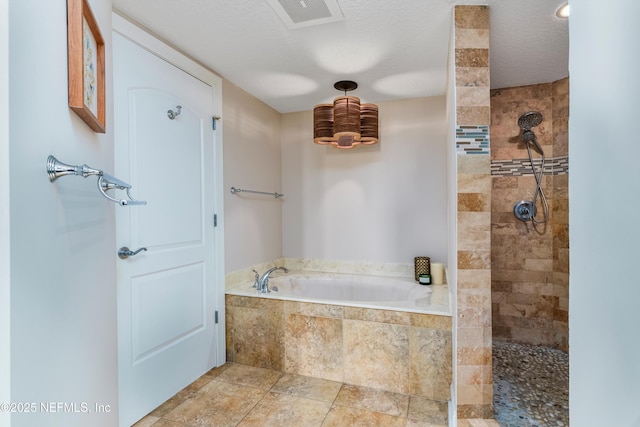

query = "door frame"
[[112, 12, 226, 367]]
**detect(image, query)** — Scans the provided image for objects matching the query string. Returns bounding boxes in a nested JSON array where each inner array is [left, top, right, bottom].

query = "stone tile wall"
[[454, 5, 494, 419], [551, 78, 569, 350], [490, 78, 569, 351], [226, 295, 452, 401]]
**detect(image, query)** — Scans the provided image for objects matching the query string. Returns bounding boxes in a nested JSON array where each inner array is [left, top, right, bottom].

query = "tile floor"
[[133, 363, 452, 427], [132, 341, 571, 427], [492, 341, 569, 427]]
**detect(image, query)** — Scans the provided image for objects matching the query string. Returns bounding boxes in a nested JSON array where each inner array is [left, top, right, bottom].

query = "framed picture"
[[67, 0, 105, 133]]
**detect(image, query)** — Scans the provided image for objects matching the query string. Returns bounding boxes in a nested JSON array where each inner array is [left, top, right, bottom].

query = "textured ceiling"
[[112, 0, 569, 113]]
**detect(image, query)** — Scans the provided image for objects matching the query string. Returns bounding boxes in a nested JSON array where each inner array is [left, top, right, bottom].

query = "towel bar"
[[47, 155, 147, 206]]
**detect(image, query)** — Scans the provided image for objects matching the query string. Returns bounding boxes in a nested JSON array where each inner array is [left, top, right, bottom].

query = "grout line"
[[233, 386, 271, 427], [317, 383, 344, 427]]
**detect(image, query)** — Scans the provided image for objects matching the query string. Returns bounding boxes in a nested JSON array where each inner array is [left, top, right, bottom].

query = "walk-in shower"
[[513, 111, 549, 224]]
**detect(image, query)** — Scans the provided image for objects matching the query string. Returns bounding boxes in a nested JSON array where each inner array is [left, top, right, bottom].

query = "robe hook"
[[167, 105, 182, 120]]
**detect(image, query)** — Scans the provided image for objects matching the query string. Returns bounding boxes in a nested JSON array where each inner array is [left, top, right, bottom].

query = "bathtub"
[[225, 270, 453, 400], [226, 271, 450, 315]]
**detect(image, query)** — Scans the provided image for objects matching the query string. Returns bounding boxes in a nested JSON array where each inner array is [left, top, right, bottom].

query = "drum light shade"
[[313, 81, 379, 149]]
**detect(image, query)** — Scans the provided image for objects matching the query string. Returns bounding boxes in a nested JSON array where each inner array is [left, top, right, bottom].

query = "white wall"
[[0, 0, 10, 424], [281, 96, 448, 266], [8, 0, 119, 426], [569, 1, 640, 426], [222, 81, 283, 273]]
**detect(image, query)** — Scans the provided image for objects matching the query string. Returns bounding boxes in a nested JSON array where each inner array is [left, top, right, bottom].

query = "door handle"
[[118, 246, 147, 259]]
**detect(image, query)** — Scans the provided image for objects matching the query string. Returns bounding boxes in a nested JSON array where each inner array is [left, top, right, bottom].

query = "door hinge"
[[213, 213, 217, 227], [214, 310, 219, 324]]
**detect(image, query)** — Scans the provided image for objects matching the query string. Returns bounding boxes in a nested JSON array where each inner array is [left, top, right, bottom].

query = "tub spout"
[[259, 266, 288, 293]]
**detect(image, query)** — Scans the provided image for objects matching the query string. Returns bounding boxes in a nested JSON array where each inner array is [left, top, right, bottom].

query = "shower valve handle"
[[514, 200, 536, 222]]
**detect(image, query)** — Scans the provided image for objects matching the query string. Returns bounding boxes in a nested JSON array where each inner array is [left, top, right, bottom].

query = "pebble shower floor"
[[493, 340, 569, 427]]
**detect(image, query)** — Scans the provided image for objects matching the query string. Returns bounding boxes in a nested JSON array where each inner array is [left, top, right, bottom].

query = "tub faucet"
[[259, 266, 288, 293]]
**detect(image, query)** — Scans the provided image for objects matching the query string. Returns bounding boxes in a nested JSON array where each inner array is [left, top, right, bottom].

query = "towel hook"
[[167, 105, 182, 120]]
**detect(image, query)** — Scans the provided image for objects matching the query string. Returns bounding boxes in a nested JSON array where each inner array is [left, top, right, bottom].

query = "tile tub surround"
[[225, 295, 452, 401], [225, 257, 429, 290]]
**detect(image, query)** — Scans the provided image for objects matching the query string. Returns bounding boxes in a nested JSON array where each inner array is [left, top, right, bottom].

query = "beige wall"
[[490, 78, 569, 350], [222, 80, 283, 273], [281, 96, 448, 266]]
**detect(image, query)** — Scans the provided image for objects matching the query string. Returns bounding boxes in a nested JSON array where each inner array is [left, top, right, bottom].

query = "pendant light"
[[313, 81, 379, 149]]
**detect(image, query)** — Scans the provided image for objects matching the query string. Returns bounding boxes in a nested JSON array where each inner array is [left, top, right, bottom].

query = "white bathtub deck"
[[226, 271, 451, 316]]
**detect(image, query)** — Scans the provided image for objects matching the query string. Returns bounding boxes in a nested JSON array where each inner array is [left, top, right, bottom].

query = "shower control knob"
[[513, 200, 536, 222]]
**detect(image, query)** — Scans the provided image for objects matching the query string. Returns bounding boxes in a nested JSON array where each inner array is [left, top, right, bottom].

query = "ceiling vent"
[[266, 0, 344, 29]]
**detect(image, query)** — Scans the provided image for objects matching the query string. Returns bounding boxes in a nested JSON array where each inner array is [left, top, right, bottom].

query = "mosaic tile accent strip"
[[491, 156, 569, 176], [456, 125, 490, 154]]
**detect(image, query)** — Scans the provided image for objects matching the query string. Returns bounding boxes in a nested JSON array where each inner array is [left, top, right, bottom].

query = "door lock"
[[118, 246, 148, 259]]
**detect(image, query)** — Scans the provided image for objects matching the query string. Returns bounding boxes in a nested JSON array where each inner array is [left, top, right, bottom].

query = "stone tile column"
[[454, 5, 493, 419]]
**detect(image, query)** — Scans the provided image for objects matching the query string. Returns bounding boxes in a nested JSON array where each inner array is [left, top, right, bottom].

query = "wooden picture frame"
[[67, 0, 105, 133]]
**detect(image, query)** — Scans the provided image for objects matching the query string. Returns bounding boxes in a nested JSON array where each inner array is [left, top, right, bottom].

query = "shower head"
[[518, 111, 544, 154], [518, 111, 543, 131]]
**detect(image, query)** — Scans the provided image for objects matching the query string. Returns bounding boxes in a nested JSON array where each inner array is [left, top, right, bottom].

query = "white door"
[[113, 32, 220, 426]]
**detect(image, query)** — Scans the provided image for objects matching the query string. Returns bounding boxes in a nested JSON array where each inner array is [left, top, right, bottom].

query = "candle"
[[414, 256, 430, 281], [431, 262, 444, 285]]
